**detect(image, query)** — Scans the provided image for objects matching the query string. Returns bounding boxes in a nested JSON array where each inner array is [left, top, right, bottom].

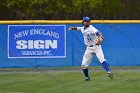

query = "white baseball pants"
[[81, 45, 106, 68]]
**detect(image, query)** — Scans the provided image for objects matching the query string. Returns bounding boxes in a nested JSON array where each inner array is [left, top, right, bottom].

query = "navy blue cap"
[[83, 17, 90, 21]]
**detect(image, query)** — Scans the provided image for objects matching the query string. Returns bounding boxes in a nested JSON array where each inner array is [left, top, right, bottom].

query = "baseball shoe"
[[85, 77, 90, 81], [108, 72, 113, 79]]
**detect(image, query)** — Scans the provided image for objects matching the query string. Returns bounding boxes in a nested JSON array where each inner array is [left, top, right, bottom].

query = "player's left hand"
[[96, 36, 104, 45]]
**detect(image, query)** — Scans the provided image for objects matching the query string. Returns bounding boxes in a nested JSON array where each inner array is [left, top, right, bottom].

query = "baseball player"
[[69, 17, 113, 81]]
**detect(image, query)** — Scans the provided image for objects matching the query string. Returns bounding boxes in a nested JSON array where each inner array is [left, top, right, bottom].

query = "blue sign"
[[8, 25, 66, 58]]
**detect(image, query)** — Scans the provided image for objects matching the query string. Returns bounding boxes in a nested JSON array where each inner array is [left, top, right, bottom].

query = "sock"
[[102, 61, 110, 73], [83, 68, 89, 78]]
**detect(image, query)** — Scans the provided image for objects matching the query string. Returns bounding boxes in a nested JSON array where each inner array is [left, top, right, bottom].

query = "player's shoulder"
[[89, 25, 96, 28], [89, 25, 98, 30]]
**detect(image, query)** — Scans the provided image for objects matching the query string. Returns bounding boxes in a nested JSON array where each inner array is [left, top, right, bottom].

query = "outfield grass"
[[0, 70, 140, 93]]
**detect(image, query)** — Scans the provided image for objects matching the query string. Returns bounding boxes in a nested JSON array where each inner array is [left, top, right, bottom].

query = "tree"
[[0, 0, 140, 20]]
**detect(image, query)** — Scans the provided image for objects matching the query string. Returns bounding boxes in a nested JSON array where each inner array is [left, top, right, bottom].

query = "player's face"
[[83, 21, 90, 27]]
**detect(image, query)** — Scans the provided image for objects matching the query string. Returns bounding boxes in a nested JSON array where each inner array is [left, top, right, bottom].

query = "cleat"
[[108, 72, 113, 79], [85, 77, 90, 81]]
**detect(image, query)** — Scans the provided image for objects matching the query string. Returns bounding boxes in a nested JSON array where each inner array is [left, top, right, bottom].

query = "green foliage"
[[0, 0, 140, 19]]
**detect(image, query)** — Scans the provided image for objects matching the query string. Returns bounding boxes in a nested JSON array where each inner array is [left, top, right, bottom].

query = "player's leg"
[[95, 45, 113, 79], [81, 47, 94, 81]]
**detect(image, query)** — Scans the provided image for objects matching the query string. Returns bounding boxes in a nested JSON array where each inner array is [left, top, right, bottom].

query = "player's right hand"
[[68, 26, 77, 30], [68, 26, 73, 30]]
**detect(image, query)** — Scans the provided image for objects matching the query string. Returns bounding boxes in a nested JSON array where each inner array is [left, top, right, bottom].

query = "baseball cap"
[[83, 17, 90, 22]]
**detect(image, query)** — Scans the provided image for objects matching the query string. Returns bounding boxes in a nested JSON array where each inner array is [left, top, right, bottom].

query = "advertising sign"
[[8, 25, 66, 58]]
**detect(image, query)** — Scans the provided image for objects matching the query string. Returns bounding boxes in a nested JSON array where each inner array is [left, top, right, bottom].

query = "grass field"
[[0, 67, 140, 93]]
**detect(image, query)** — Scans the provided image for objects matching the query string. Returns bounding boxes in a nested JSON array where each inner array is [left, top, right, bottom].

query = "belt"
[[88, 45, 94, 47], [88, 45, 99, 47]]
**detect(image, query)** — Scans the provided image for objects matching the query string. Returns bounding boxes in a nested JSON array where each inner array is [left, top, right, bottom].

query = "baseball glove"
[[95, 36, 104, 45]]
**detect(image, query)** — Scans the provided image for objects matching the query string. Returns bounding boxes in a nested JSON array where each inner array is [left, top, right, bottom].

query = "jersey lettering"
[[87, 34, 92, 42]]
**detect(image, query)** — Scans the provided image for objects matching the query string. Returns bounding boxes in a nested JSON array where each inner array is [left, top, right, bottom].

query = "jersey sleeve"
[[76, 27, 82, 31], [92, 26, 99, 32], [91, 27, 100, 35]]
